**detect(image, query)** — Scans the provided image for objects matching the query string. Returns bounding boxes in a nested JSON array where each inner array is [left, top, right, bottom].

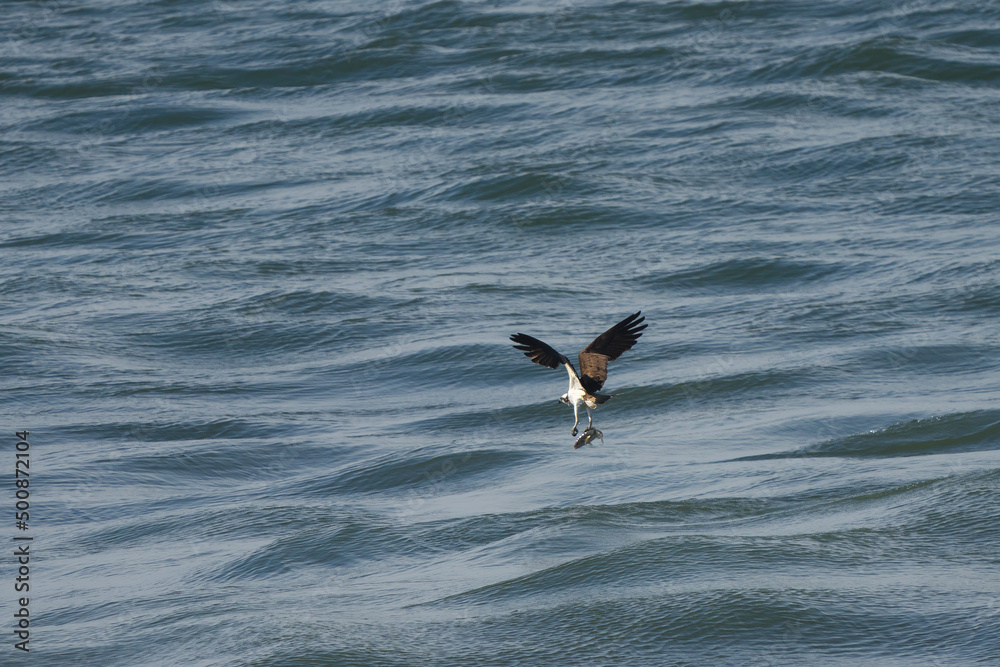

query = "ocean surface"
[[3, 1, 1000, 664]]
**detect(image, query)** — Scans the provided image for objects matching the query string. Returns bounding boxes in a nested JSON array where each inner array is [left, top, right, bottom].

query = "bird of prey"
[[510, 312, 646, 436]]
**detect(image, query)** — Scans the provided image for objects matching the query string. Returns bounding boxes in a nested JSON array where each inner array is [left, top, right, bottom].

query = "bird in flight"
[[510, 312, 646, 437]]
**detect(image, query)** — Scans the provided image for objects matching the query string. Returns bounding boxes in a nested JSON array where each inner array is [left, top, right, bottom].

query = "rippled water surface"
[[4, 1, 1000, 665]]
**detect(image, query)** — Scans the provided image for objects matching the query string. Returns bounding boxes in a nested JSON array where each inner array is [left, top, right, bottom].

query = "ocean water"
[[3, 0, 1000, 664]]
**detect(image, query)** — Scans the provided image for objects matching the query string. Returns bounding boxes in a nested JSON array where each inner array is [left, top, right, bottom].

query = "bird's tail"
[[594, 393, 613, 405]]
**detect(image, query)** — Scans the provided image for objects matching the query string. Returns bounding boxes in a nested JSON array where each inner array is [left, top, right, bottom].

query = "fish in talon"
[[574, 426, 604, 449]]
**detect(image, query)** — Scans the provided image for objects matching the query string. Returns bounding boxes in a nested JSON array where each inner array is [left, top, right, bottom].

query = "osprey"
[[510, 312, 646, 436]]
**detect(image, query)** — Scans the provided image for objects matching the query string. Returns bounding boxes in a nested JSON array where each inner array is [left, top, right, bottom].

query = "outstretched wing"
[[510, 333, 567, 369], [577, 311, 646, 393]]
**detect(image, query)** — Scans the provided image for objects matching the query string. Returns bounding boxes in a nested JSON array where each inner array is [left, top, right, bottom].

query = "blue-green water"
[[4, 1, 1000, 664]]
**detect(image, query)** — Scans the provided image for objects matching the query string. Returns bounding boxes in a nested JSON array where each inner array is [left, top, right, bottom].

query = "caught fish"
[[573, 426, 604, 449]]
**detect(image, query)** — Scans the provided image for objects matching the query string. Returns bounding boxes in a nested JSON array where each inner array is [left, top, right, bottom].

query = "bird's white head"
[[559, 394, 570, 405]]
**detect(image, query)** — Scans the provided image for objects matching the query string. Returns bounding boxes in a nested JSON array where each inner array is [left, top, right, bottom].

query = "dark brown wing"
[[577, 311, 646, 393], [510, 333, 567, 369]]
